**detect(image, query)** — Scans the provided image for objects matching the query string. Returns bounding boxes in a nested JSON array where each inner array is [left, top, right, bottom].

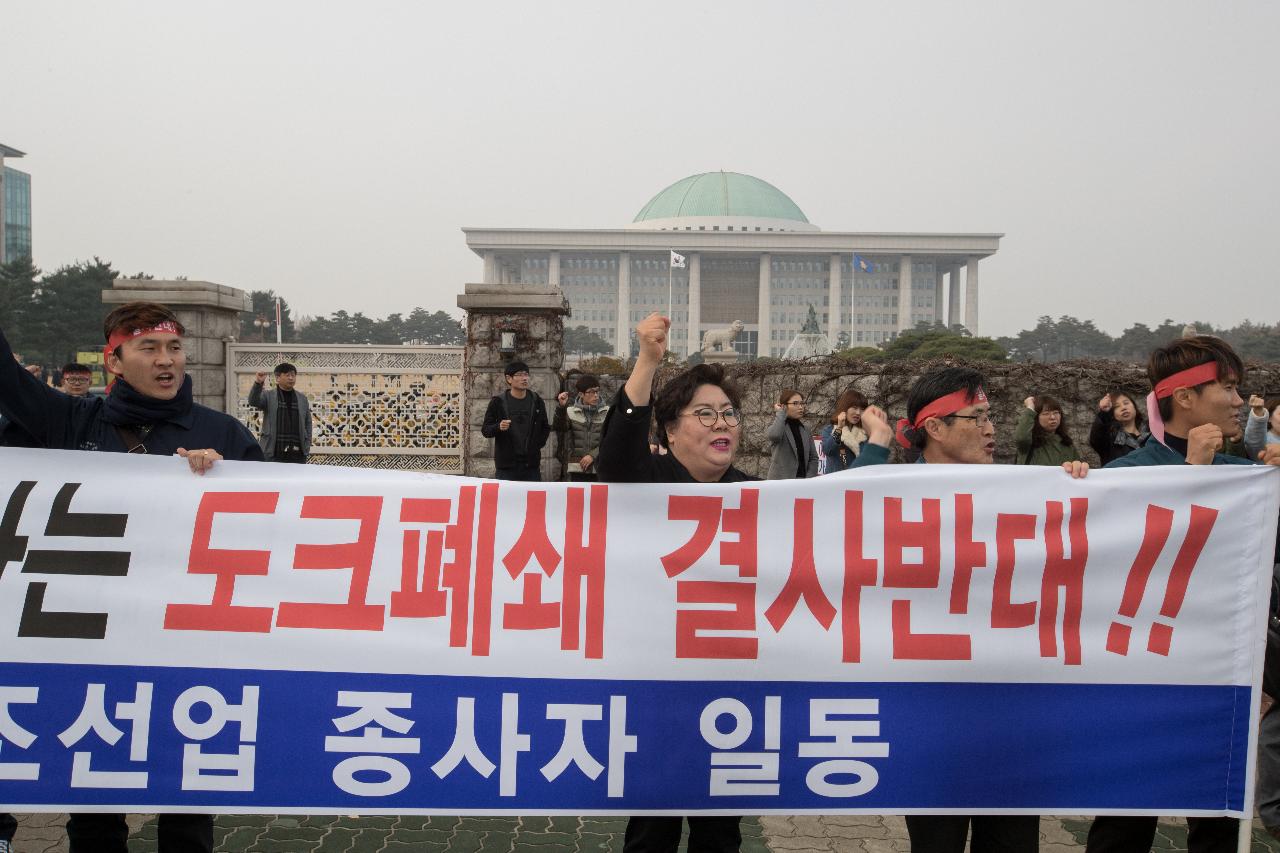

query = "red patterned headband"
[[895, 387, 988, 448], [104, 321, 182, 358]]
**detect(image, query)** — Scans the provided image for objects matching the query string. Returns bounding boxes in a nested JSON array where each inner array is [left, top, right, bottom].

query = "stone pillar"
[[457, 282, 569, 479], [482, 251, 497, 283], [896, 255, 913, 332], [948, 263, 962, 327], [933, 268, 944, 324], [827, 253, 841, 344], [964, 257, 980, 334], [687, 252, 702, 358], [101, 279, 251, 412], [548, 251, 561, 287], [615, 252, 631, 357], [757, 253, 771, 358]]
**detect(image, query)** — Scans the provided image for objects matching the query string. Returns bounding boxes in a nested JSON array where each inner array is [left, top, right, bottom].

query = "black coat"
[[481, 390, 552, 470], [0, 326, 262, 459], [596, 387, 758, 484]]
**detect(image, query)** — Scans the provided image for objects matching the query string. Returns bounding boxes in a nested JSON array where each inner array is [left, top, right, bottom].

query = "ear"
[[104, 348, 123, 377], [922, 416, 948, 443], [1170, 387, 1197, 411]]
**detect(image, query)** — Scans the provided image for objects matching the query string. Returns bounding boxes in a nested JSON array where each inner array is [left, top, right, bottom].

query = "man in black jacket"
[[481, 360, 551, 481], [0, 300, 262, 853]]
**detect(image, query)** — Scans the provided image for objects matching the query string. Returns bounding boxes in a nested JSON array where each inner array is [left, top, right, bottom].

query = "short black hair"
[[653, 363, 741, 449], [1147, 335, 1244, 421], [274, 362, 297, 375], [505, 360, 530, 376], [61, 363, 92, 376], [904, 367, 986, 450], [575, 374, 600, 394]]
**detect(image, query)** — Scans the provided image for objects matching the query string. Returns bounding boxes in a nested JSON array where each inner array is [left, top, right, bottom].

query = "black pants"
[[66, 813, 213, 853], [622, 816, 741, 853], [495, 465, 541, 482], [568, 472, 598, 482], [0, 812, 15, 845], [1085, 815, 1238, 853], [905, 814, 1039, 853]]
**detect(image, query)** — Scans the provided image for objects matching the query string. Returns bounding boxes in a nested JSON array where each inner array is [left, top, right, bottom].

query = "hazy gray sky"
[[4, 1, 1277, 338]]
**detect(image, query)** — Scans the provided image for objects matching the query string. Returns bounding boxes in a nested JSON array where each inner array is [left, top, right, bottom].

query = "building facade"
[[464, 172, 1001, 358], [0, 143, 32, 264]]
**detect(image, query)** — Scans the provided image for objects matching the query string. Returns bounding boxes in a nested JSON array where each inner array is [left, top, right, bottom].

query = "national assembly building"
[[464, 172, 1001, 359]]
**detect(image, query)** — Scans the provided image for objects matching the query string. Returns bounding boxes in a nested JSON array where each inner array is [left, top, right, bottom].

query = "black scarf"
[[101, 375, 194, 426]]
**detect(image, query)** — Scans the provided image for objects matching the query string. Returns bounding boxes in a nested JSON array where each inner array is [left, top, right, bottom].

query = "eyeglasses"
[[583, 388, 601, 395], [949, 412, 996, 427], [509, 371, 530, 378], [683, 407, 741, 427], [786, 400, 805, 406], [63, 377, 92, 384]]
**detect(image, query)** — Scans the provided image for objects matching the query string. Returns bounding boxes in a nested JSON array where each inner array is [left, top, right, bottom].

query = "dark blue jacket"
[[0, 327, 262, 460], [1102, 438, 1254, 469]]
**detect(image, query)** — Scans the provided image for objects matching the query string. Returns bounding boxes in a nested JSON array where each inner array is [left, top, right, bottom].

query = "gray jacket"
[[765, 410, 819, 480], [248, 381, 313, 457], [1245, 410, 1279, 462]]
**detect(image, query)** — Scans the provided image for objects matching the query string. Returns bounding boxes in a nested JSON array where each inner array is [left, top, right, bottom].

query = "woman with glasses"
[[598, 312, 754, 489], [1015, 394, 1081, 466], [596, 312, 755, 852], [766, 389, 818, 479]]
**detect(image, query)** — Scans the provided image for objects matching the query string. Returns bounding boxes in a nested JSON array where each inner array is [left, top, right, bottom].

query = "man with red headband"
[[1086, 335, 1280, 853], [0, 301, 261, 467], [883, 367, 1087, 853], [0, 301, 261, 853]]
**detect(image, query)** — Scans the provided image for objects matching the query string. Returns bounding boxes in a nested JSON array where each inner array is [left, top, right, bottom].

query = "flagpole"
[[275, 297, 283, 344], [667, 258, 674, 322]]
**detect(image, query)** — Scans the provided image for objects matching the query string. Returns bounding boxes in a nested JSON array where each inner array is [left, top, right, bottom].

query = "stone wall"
[[458, 283, 568, 478], [566, 357, 1280, 478]]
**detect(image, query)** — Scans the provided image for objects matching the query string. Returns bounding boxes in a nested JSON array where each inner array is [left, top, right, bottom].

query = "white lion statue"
[[701, 320, 745, 354]]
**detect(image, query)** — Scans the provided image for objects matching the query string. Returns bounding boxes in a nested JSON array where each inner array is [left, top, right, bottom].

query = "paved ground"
[[10, 812, 1280, 852]]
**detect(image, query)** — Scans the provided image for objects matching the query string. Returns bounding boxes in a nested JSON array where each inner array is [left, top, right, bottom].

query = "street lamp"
[[253, 314, 269, 342]]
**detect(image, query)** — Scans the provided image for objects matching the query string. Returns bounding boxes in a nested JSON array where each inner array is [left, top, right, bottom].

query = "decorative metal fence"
[[225, 343, 464, 473]]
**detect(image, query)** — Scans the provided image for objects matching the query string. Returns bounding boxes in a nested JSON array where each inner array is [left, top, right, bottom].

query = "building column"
[[896, 255, 913, 332], [948, 263, 962, 327], [548, 251, 560, 287], [687, 252, 702, 357], [756, 254, 772, 358], [615, 252, 630, 357], [933, 268, 944, 324], [827, 253, 841, 345], [964, 256, 980, 335], [482, 251, 497, 284]]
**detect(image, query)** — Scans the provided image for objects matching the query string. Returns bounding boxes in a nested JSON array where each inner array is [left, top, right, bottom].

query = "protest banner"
[[0, 447, 1276, 816]]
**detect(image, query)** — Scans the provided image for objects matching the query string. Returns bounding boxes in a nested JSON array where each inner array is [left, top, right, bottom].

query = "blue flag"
[[853, 253, 873, 273]]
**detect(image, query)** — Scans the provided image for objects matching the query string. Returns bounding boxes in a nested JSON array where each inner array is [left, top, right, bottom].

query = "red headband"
[[104, 321, 182, 360], [1152, 362, 1220, 399], [895, 387, 988, 448]]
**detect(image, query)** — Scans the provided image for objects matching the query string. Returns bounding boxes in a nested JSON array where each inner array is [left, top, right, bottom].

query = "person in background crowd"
[[598, 311, 891, 853], [553, 373, 609, 481], [0, 300, 263, 853], [481, 359, 551, 481], [1245, 394, 1280, 461], [821, 387, 870, 472], [248, 362, 313, 463], [1088, 391, 1148, 465], [766, 389, 819, 479], [58, 362, 95, 397], [1088, 335, 1280, 853], [1015, 394, 1081, 466]]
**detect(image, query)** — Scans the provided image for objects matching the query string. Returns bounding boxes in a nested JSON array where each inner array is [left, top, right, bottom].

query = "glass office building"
[[3, 166, 32, 262]]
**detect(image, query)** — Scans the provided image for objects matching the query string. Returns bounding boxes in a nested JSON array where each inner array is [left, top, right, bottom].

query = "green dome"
[[633, 172, 810, 224]]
